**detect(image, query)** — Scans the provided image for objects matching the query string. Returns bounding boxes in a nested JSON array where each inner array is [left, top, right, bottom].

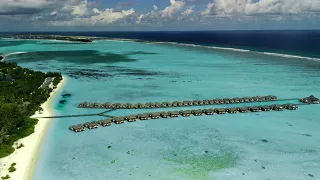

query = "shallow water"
[[1, 39, 320, 180]]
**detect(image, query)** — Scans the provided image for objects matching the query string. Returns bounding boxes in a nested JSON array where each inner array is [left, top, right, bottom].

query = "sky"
[[0, 0, 319, 31]]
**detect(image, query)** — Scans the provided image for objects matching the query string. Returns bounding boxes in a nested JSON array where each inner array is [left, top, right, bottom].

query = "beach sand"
[[0, 76, 66, 180]]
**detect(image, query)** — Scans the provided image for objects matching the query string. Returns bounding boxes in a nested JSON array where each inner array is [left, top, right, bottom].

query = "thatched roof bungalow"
[[88, 122, 99, 129], [136, 103, 145, 109], [300, 95, 319, 104], [160, 111, 169, 118], [243, 97, 250, 103], [100, 120, 112, 126], [169, 111, 179, 117], [172, 101, 181, 107], [71, 125, 85, 132], [111, 103, 122, 109], [180, 110, 191, 117], [102, 102, 111, 108], [203, 99, 210, 105], [249, 106, 260, 112], [138, 114, 149, 120], [192, 110, 203, 116], [226, 108, 237, 114], [239, 98, 245, 103], [284, 104, 298, 110], [215, 108, 226, 114], [150, 112, 161, 119], [259, 105, 271, 111], [114, 117, 125, 124], [238, 107, 249, 113], [125, 115, 137, 122], [162, 101, 172, 107], [223, 98, 230, 104], [155, 102, 161, 108], [203, 109, 214, 115], [233, 98, 240, 103], [271, 104, 284, 111]]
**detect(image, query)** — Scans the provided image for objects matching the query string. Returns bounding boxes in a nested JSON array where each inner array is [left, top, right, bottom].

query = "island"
[[0, 60, 63, 179], [0, 34, 93, 43]]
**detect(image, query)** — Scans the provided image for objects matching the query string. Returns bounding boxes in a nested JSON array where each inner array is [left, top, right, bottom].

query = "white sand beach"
[[0, 76, 66, 180]]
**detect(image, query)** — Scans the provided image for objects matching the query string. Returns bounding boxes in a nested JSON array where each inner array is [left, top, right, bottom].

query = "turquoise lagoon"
[[1, 39, 320, 180]]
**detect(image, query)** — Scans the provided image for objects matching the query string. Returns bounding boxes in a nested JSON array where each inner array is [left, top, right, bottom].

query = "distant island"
[[0, 34, 93, 43]]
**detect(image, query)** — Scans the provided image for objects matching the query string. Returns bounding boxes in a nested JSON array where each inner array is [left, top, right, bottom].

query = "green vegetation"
[[8, 163, 16, 173], [1, 174, 10, 180], [0, 61, 62, 158]]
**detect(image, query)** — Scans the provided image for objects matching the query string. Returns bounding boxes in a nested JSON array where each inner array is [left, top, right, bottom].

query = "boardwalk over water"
[[33, 95, 319, 133]]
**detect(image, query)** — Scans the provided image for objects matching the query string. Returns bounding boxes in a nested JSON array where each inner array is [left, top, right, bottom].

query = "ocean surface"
[[0, 35, 320, 180], [2, 30, 320, 59]]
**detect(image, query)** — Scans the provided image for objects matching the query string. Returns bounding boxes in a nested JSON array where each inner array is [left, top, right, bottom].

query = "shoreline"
[[0, 76, 66, 180]]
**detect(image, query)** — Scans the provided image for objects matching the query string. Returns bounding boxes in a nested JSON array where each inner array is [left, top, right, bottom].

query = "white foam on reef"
[[106, 38, 320, 62], [262, 52, 320, 61], [1, 52, 26, 61]]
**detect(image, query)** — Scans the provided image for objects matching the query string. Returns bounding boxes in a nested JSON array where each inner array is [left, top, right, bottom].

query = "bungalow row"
[[77, 95, 278, 109]]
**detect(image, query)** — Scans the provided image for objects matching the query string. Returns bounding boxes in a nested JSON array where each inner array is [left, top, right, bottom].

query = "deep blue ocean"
[[2, 30, 320, 58]]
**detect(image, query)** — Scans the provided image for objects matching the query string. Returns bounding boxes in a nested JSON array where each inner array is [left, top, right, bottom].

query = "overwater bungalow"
[[162, 101, 172, 107], [249, 106, 260, 112], [136, 103, 145, 109], [160, 111, 169, 118], [272, 104, 284, 111], [114, 117, 125, 124], [243, 97, 250, 103], [226, 107, 237, 114], [213, 99, 220, 104], [169, 111, 179, 117], [180, 110, 192, 117], [150, 112, 161, 119], [192, 100, 200, 105], [88, 122, 99, 129], [233, 98, 240, 103], [258, 96, 266, 102], [248, 97, 254, 102], [203, 109, 214, 115], [100, 120, 112, 126], [122, 103, 133, 109], [222, 98, 230, 104], [111, 103, 122, 109], [145, 102, 151, 108], [69, 125, 76, 131], [284, 104, 298, 110], [125, 115, 137, 122], [138, 114, 149, 120], [209, 100, 214, 105], [229, 98, 235, 103], [215, 108, 226, 114], [70, 125, 85, 132], [82, 122, 90, 128], [238, 107, 249, 113], [300, 95, 319, 104], [239, 98, 245, 103], [265, 95, 277, 101], [252, 96, 260, 102], [172, 101, 181, 107], [155, 102, 161, 108], [203, 99, 210, 105], [260, 105, 271, 111], [192, 110, 203, 116], [102, 102, 111, 108]]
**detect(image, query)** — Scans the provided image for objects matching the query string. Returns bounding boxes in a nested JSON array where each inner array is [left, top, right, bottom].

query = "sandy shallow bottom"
[[0, 77, 66, 180]]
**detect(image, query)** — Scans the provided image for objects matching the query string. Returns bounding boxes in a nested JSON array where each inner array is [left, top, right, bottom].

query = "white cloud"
[[182, 6, 193, 16], [161, 0, 185, 17], [153, 5, 158, 11], [202, 0, 320, 16], [71, 0, 88, 16], [50, 11, 58, 16]]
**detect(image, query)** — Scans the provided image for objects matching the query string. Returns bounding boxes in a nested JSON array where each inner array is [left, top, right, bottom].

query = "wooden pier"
[[34, 94, 320, 133], [69, 103, 312, 133], [77, 95, 282, 110]]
